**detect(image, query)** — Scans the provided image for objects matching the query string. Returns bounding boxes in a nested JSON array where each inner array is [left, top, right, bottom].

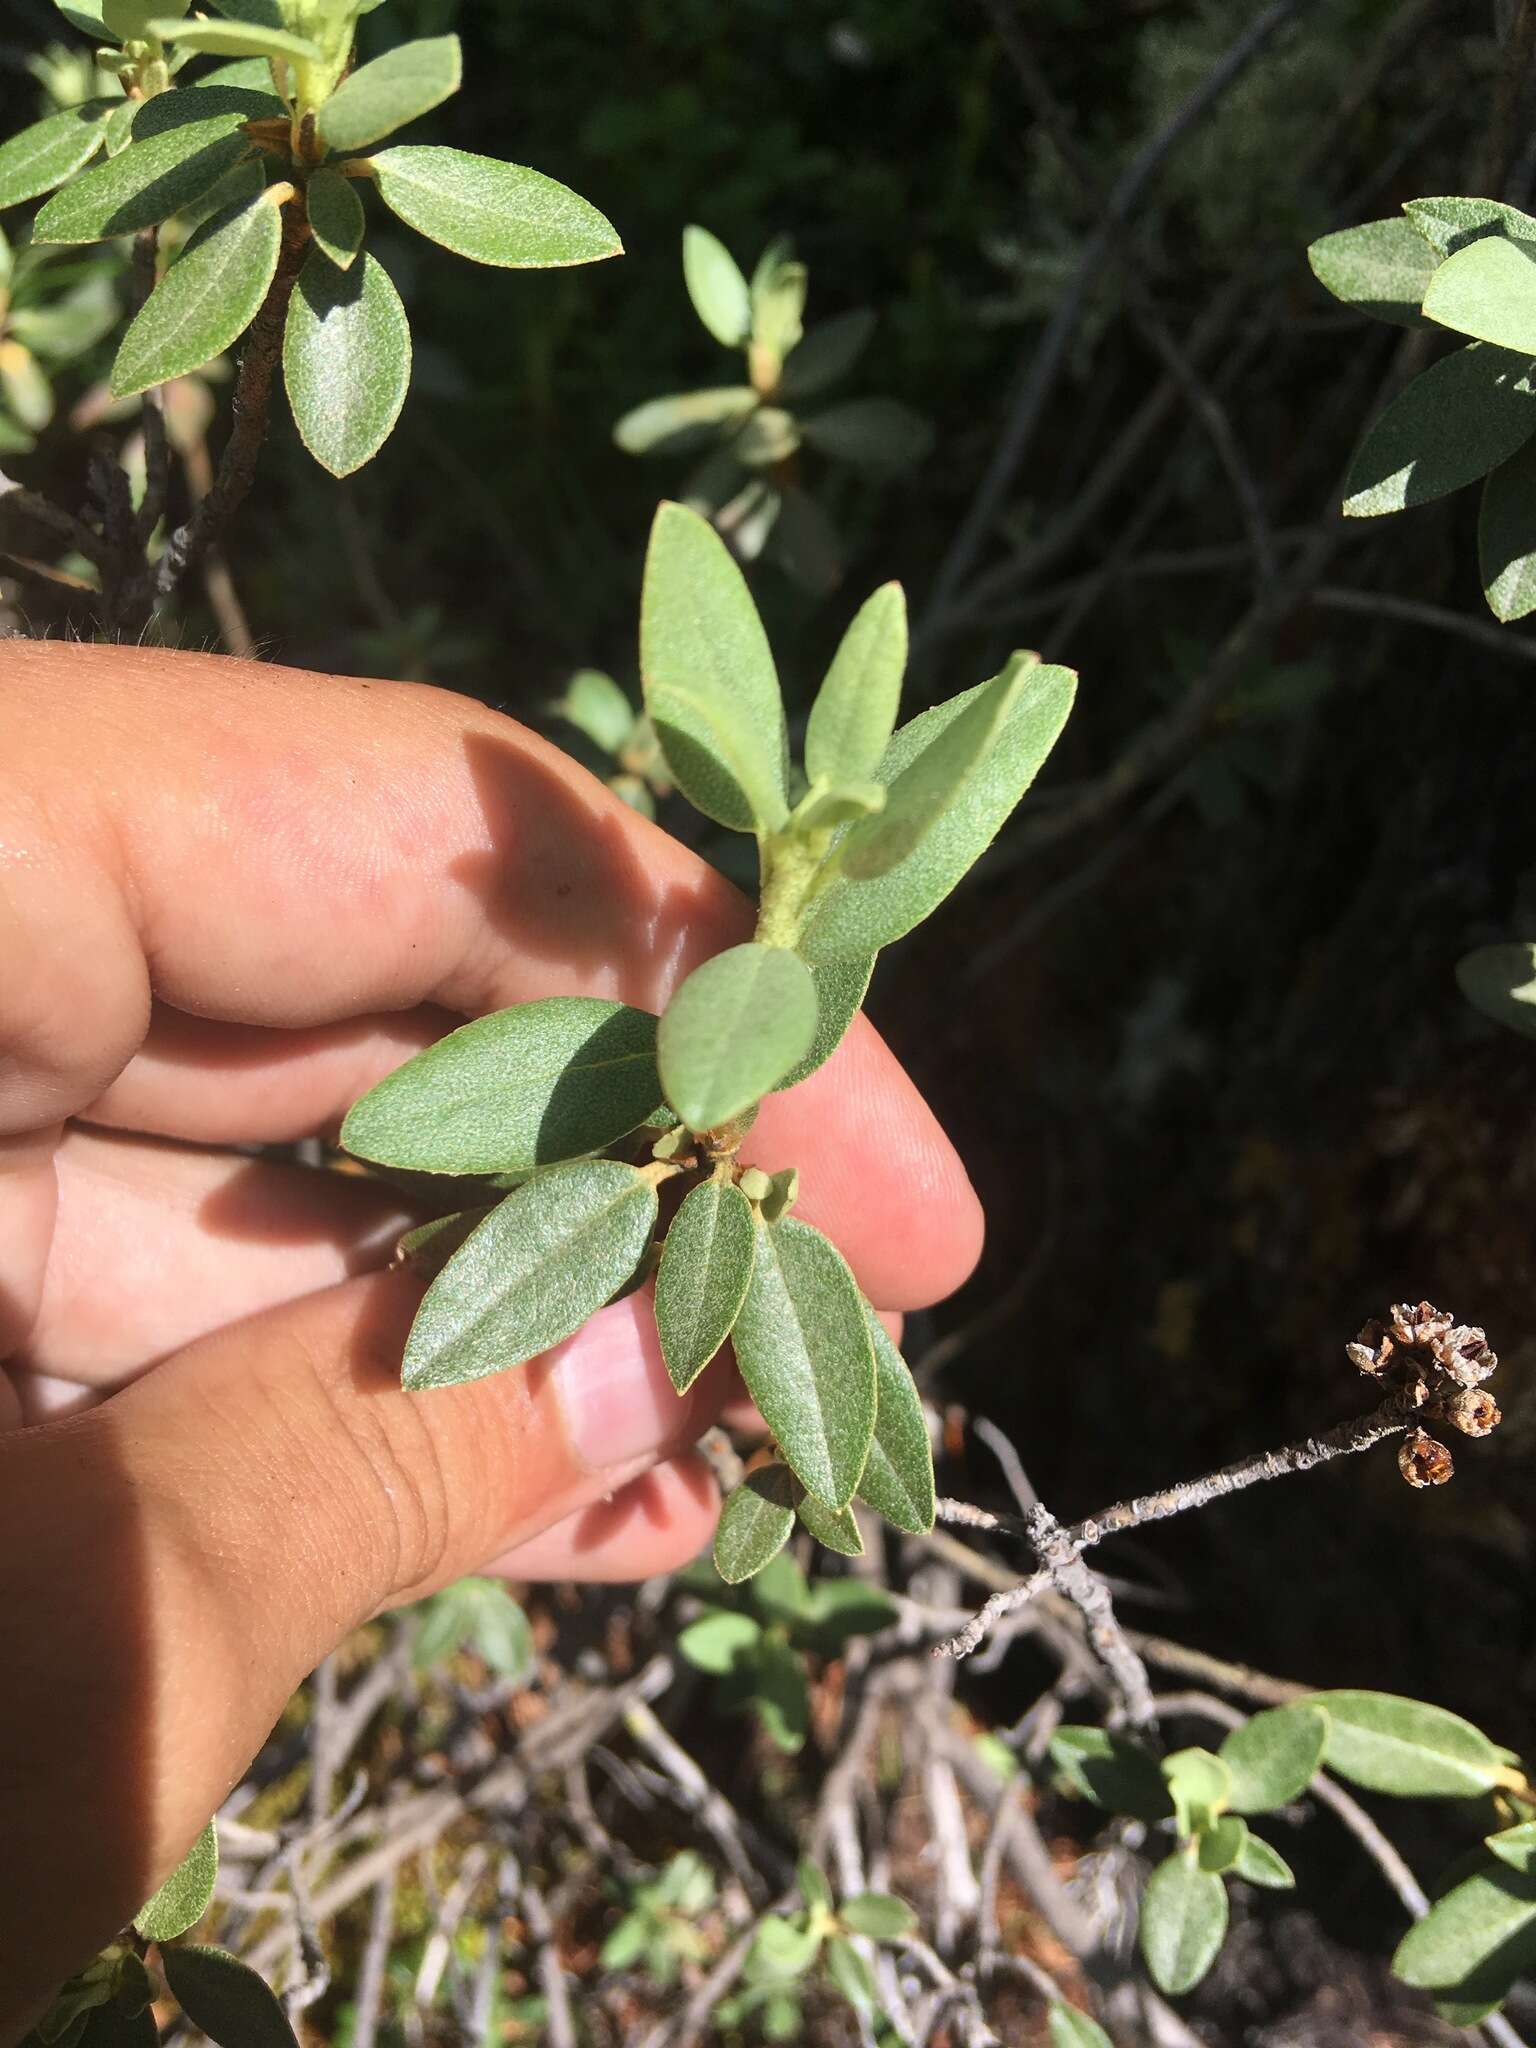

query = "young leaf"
[[1196, 1814, 1248, 1874], [614, 386, 758, 457], [802, 397, 933, 472], [1163, 1747, 1232, 1837], [1486, 1823, 1536, 1874], [1232, 1831, 1296, 1889], [1139, 1853, 1228, 1997], [714, 1464, 799, 1584], [318, 34, 461, 153], [801, 660, 1075, 965], [342, 999, 663, 1176], [0, 103, 113, 211], [750, 243, 807, 364], [305, 166, 364, 269], [657, 943, 818, 1131], [133, 1819, 218, 1941], [855, 1304, 935, 1535], [402, 1160, 658, 1390], [1393, 1859, 1536, 2013], [1422, 234, 1536, 352], [839, 1893, 916, 1940], [773, 955, 874, 1090], [0, 344, 51, 433], [284, 245, 409, 475], [640, 500, 789, 834], [369, 146, 621, 268], [1306, 218, 1436, 325], [805, 581, 907, 789], [1405, 195, 1536, 258], [554, 668, 635, 754], [1342, 343, 1536, 516], [1218, 1703, 1327, 1814], [655, 1178, 755, 1390], [148, 16, 321, 59], [1047, 2002, 1114, 2048], [111, 188, 280, 397], [1311, 1690, 1508, 1797], [678, 1607, 761, 1673], [731, 1216, 875, 1511], [781, 308, 876, 401], [161, 1947, 300, 2048], [682, 224, 751, 348], [797, 1856, 832, 1915], [752, 1630, 811, 1753], [1480, 435, 1536, 620], [750, 1548, 810, 1627], [1457, 942, 1536, 1036], [824, 1935, 875, 2012], [797, 1493, 863, 1556], [33, 109, 259, 242], [1049, 1726, 1173, 1822]]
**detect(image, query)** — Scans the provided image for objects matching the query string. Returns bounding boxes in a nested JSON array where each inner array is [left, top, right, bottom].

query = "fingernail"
[[553, 1291, 683, 1471]]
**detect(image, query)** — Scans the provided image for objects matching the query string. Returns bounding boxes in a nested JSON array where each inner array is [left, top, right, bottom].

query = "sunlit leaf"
[[682, 223, 751, 348], [1394, 1859, 1536, 2014], [1048, 2002, 1114, 2048], [1232, 1831, 1295, 1889], [134, 1820, 218, 1941], [1422, 234, 1536, 352], [284, 244, 409, 474], [839, 1893, 916, 1940], [33, 95, 268, 242], [147, 16, 320, 59], [370, 146, 621, 267], [655, 1178, 755, 1390], [614, 386, 758, 457], [161, 1948, 300, 2048], [714, 1464, 798, 1584], [1342, 343, 1536, 516], [318, 35, 462, 153], [305, 166, 364, 268], [553, 668, 635, 754], [1218, 1704, 1327, 1814], [805, 581, 906, 789], [773, 954, 873, 1090], [1139, 1853, 1228, 1996], [0, 103, 113, 211], [658, 943, 818, 1132], [111, 187, 280, 397], [1306, 218, 1435, 325], [1164, 1748, 1232, 1837], [1311, 1690, 1508, 1797]]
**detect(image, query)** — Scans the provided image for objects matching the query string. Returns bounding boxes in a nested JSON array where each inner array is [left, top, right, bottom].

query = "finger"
[[0, 1275, 721, 2031], [481, 1452, 718, 1582]]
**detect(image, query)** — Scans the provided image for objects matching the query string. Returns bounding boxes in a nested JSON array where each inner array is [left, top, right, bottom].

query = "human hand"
[[0, 640, 982, 2037]]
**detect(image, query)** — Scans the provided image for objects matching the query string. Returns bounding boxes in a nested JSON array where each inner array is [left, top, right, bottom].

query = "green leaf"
[[797, 1493, 863, 1556], [80, 2004, 158, 2047], [33, 102, 262, 243], [1480, 435, 1536, 620], [655, 1178, 755, 1390], [752, 1629, 811, 1753], [1311, 1690, 1509, 1797], [394, 1207, 495, 1281], [54, 0, 108, 32], [1306, 218, 1436, 325], [283, 244, 409, 475], [1047, 2003, 1114, 2048], [839, 1893, 916, 1941], [836, 648, 1035, 884], [751, 1911, 820, 1977], [1218, 1704, 1327, 1814], [658, 943, 818, 1131], [1487, 1824, 1536, 1874], [0, 104, 112, 211], [713, 1464, 799, 1584], [1422, 234, 1536, 352], [1164, 1747, 1232, 1837], [1139, 1853, 1228, 1997], [749, 241, 806, 365], [194, 56, 282, 91], [614, 386, 758, 457], [1394, 1859, 1536, 2013], [802, 660, 1075, 965], [342, 999, 663, 1176], [797, 1856, 832, 1915], [731, 405, 800, 467], [640, 500, 789, 834], [1232, 1831, 1296, 1889], [781, 308, 876, 401], [1405, 195, 1536, 258], [797, 1575, 892, 1653], [148, 17, 321, 59], [1342, 343, 1536, 516], [805, 581, 907, 789], [104, 0, 180, 34], [305, 166, 364, 268], [553, 668, 635, 754], [682, 223, 751, 348], [104, 99, 141, 157], [161, 1948, 300, 2048], [1196, 1814, 1247, 1875], [134, 1819, 218, 1941], [855, 1304, 934, 1535], [1457, 942, 1536, 1036], [0, 344, 52, 434], [825, 1936, 875, 2011], [111, 187, 280, 397], [467, 1580, 534, 1678], [678, 1607, 761, 1673], [1049, 1726, 1173, 1823], [770, 483, 844, 593], [773, 955, 874, 1090], [402, 1160, 658, 1390], [802, 397, 932, 473], [749, 1549, 810, 1626], [369, 146, 621, 268], [732, 1216, 876, 1511], [318, 34, 461, 152]]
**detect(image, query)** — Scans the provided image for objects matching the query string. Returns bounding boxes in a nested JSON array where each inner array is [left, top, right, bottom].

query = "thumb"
[[0, 1270, 711, 2036]]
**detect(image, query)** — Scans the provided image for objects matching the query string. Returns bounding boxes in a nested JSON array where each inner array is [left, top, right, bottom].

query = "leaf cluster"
[[1310, 196, 1536, 619], [613, 225, 933, 590], [0, 227, 120, 456], [598, 1851, 716, 1987], [715, 1856, 916, 2038], [548, 668, 673, 820], [406, 1574, 534, 1682]]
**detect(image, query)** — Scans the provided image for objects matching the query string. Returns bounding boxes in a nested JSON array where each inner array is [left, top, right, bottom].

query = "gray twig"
[[1313, 584, 1536, 664], [350, 1878, 396, 2048]]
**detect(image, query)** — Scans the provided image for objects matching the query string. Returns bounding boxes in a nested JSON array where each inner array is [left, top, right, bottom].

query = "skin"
[[0, 641, 983, 2040]]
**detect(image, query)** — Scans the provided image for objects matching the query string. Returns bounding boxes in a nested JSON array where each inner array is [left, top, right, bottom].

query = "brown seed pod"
[[1389, 1301, 1454, 1351], [1430, 1324, 1498, 1388], [1399, 1428, 1454, 1488], [1346, 1319, 1394, 1374], [1436, 1387, 1502, 1438]]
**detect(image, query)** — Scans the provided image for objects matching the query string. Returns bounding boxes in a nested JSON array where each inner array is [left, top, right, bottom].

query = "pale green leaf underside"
[[112, 188, 279, 397], [682, 222, 751, 348], [1139, 1854, 1228, 1996], [1422, 235, 1536, 353], [319, 34, 462, 153], [613, 386, 758, 457], [134, 1819, 218, 1941], [641, 500, 789, 834], [657, 942, 818, 1132], [33, 109, 258, 242], [342, 998, 662, 1175], [731, 1216, 875, 1510], [148, 16, 319, 58], [654, 1178, 755, 1390], [554, 667, 634, 753], [161, 1946, 301, 2048], [805, 580, 907, 788], [714, 1464, 798, 1583], [370, 146, 621, 268], [1342, 343, 1536, 516], [1306, 217, 1436, 325], [1312, 1689, 1507, 1797], [1457, 941, 1536, 1036], [305, 166, 364, 269], [856, 1303, 935, 1533], [802, 660, 1076, 965], [403, 1160, 658, 1390], [0, 103, 112, 211], [1480, 436, 1536, 619], [284, 245, 410, 475], [1217, 1704, 1327, 1814]]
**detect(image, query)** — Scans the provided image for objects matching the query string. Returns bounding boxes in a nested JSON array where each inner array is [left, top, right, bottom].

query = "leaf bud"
[[1346, 1319, 1394, 1374], [1398, 1428, 1454, 1488], [1436, 1387, 1502, 1438], [738, 1166, 773, 1203], [1429, 1323, 1498, 1387]]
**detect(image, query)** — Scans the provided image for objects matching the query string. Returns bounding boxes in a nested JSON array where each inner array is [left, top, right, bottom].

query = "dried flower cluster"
[[1346, 1301, 1502, 1488]]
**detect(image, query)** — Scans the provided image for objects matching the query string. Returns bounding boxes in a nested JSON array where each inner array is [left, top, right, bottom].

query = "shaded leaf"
[[773, 954, 874, 1090], [1049, 1726, 1173, 1822], [0, 103, 112, 211], [1165, 1747, 1232, 1837], [732, 1216, 876, 1510], [749, 1549, 810, 1628], [769, 483, 843, 593], [1218, 1704, 1327, 1814], [655, 1178, 755, 1390], [1342, 343, 1536, 516], [111, 187, 280, 397], [1048, 2003, 1114, 2048], [1480, 431, 1536, 619], [797, 1857, 832, 1915], [342, 999, 663, 1176], [1307, 218, 1436, 325], [682, 223, 751, 348], [614, 385, 757, 457], [1405, 195, 1536, 258], [370, 145, 620, 268], [1139, 1854, 1228, 1997], [1457, 942, 1536, 1037], [805, 581, 907, 789], [1233, 1831, 1296, 1889], [839, 1893, 916, 1940], [713, 1464, 799, 1585], [1196, 1814, 1248, 1874], [134, 1819, 218, 1941], [855, 1303, 935, 1535], [402, 1161, 658, 1390], [802, 396, 932, 472], [797, 1575, 893, 1653], [1487, 1824, 1536, 1875], [80, 2006, 158, 2048], [284, 244, 409, 475], [1312, 1690, 1508, 1797], [161, 1948, 299, 2048], [797, 1493, 863, 1555], [731, 404, 800, 467], [678, 1608, 761, 1673], [1423, 234, 1536, 352], [658, 943, 818, 1131], [824, 1937, 875, 2011], [305, 166, 364, 269], [1394, 1858, 1536, 2013], [781, 308, 876, 401], [752, 1629, 810, 1753], [33, 106, 258, 242], [319, 35, 461, 153], [395, 1206, 496, 1282], [553, 668, 635, 754]]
